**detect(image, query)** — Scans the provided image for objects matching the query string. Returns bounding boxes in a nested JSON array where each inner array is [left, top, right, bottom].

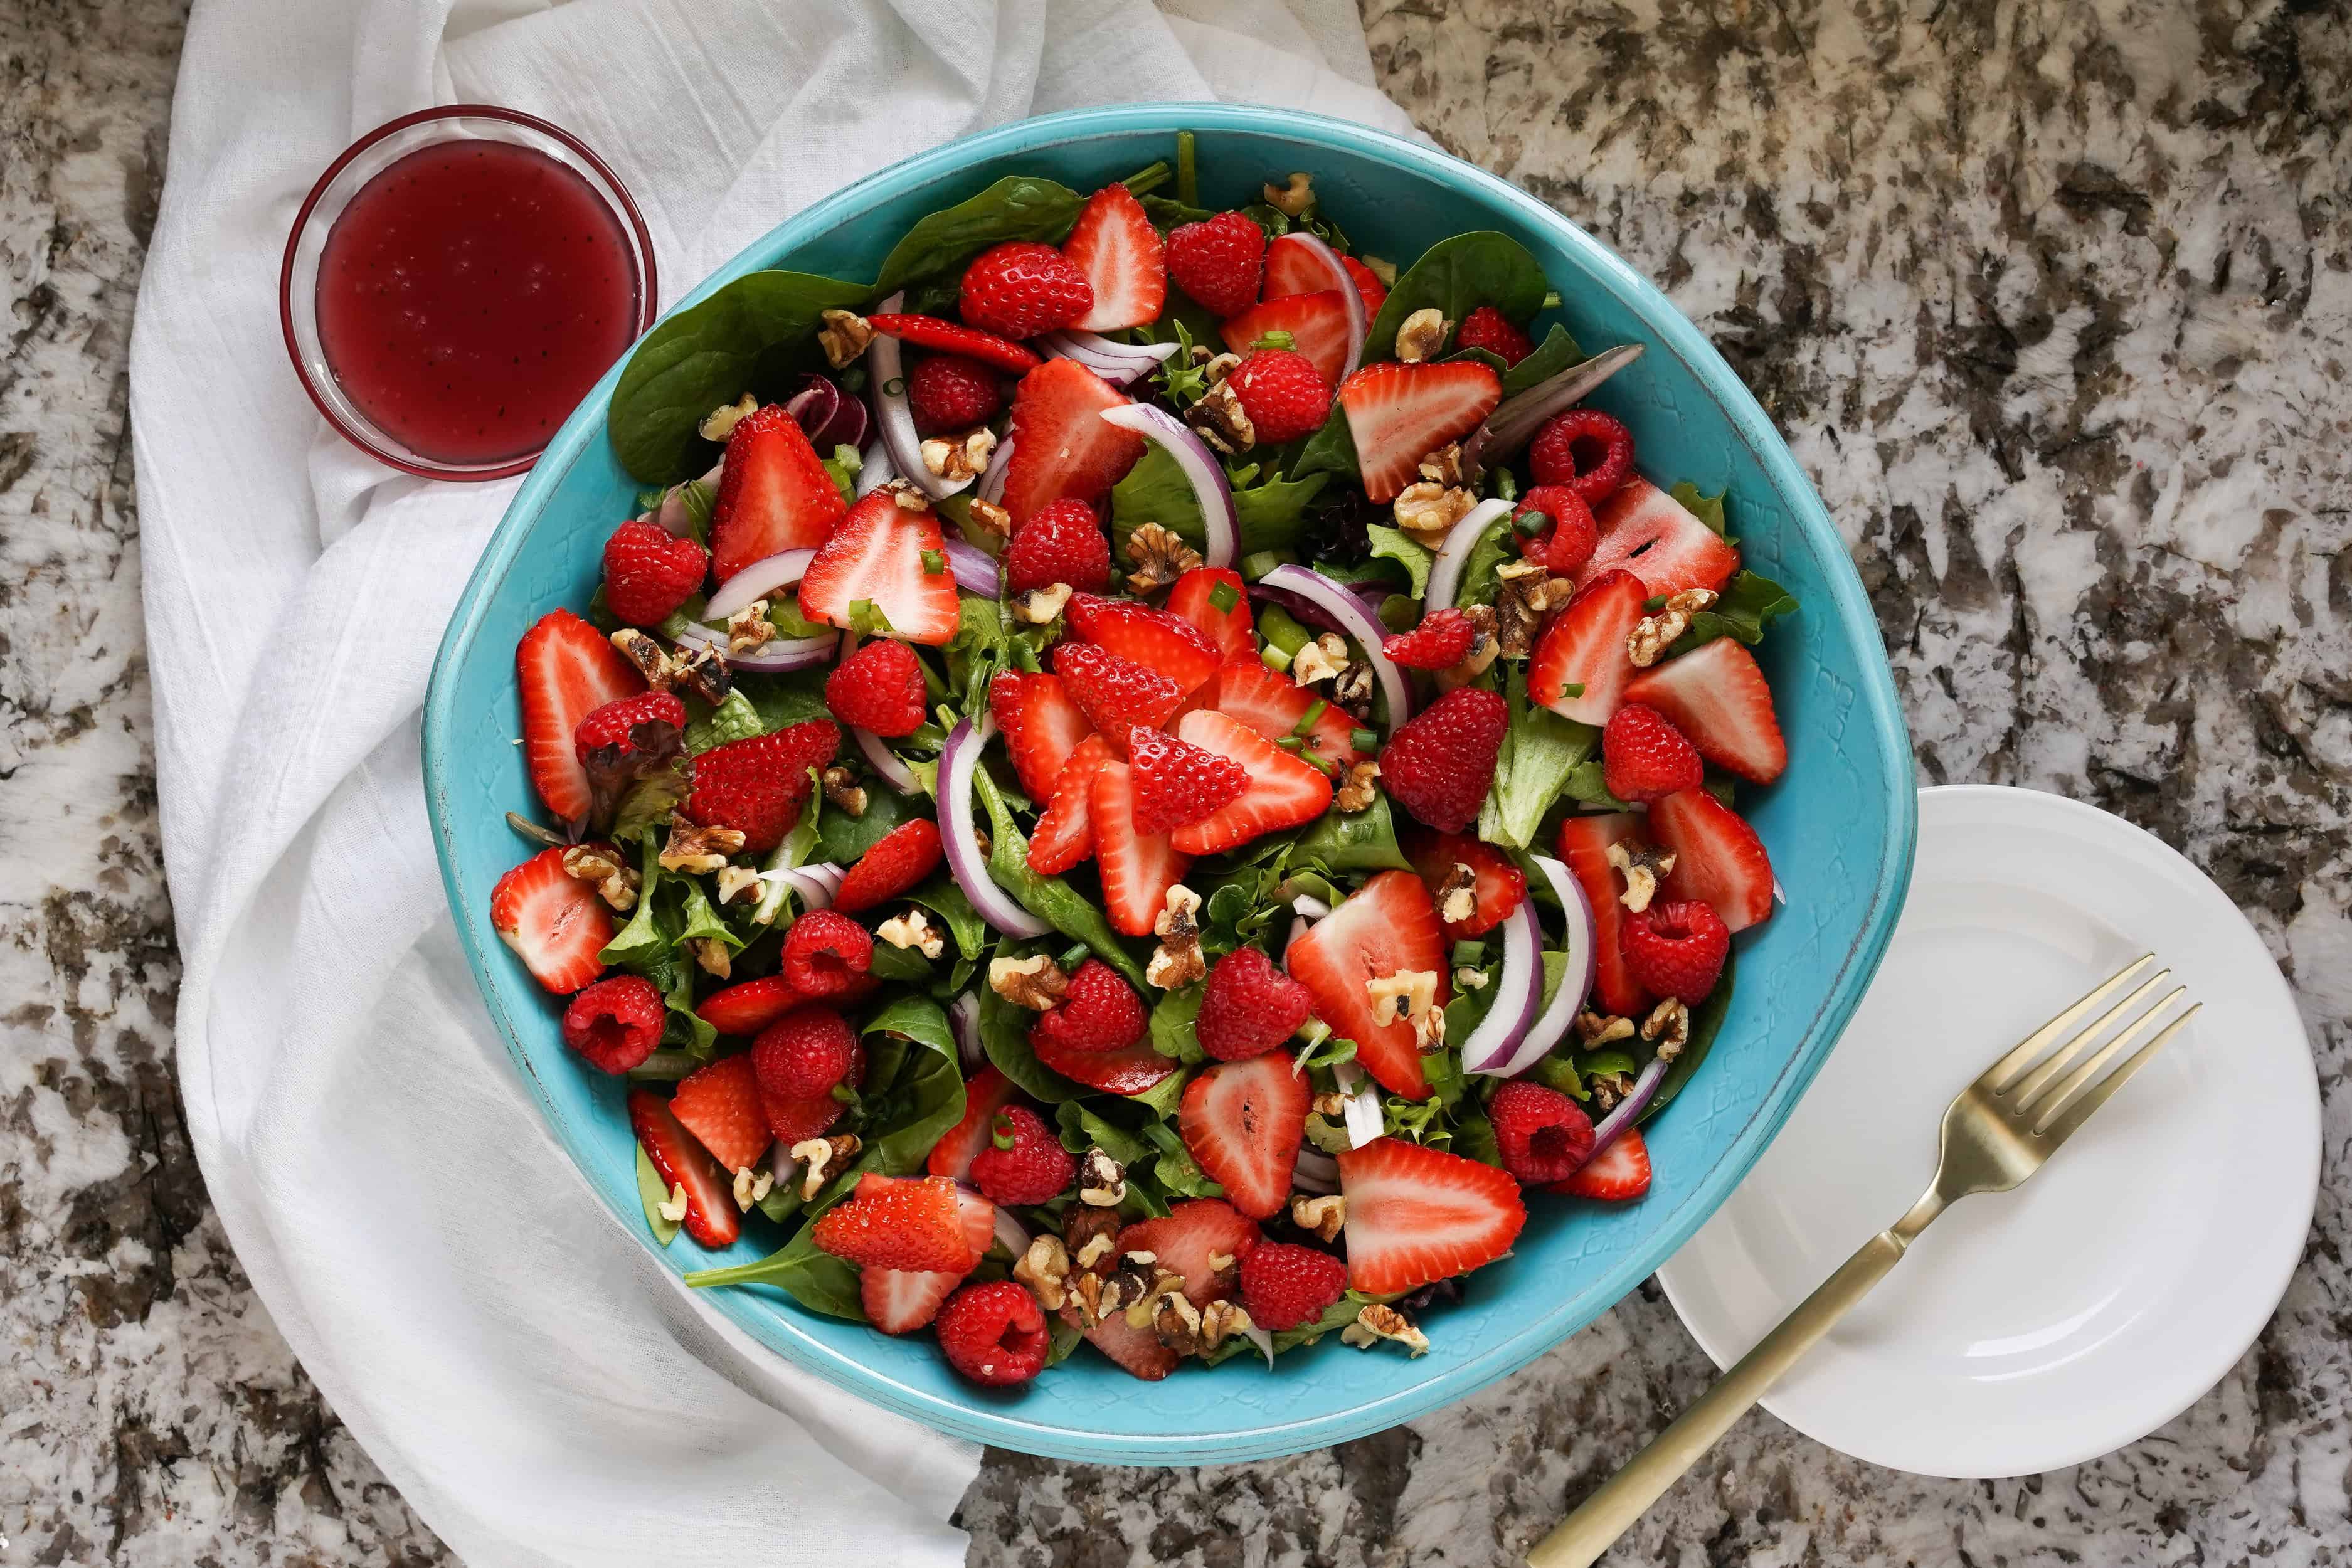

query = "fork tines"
[[1985, 954, 2198, 1142]]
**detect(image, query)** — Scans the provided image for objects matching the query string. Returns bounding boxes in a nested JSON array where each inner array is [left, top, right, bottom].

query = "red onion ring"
[[1461, 896, 1545, 1075], [1474, 853, 1601, 1079], [854, 726, 921, 794], [1276, 233, 1366, 381], [1292, 1148, 1340, 1194], [1330, 1061, 1385, 1148], [1257, 563, 1411, 729], [785, 373, 868, 452], [706, 548, 815, 622], [943, 539, 999, 596], [975, 435, 1012, 506], [763, 862, 844, 911], [870, 291, 972, 502], [991, 1205, 1032, 1259], [1423, 497, 1514, 614], [671, 621, 835, 672], [950, 992, 983, 1073], [1096, 403, 1239, 569], [1586, 1056, 1670, 1160], [854, 437, 896, 497], [1038, 329, 1180, 387], [939, 716, 1052, 937]]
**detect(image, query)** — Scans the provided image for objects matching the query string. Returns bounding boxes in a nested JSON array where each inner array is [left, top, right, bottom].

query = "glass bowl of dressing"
[[280, 105, 657, 480]]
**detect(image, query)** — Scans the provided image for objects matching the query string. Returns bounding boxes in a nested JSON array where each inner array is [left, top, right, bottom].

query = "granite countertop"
[[4, 0, 2346, 1562]]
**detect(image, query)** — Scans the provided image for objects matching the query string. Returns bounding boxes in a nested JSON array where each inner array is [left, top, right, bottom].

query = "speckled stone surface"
[[4, 0, 2346, 1563]]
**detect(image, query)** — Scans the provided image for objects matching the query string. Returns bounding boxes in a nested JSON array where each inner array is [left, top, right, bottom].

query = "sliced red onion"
[[761, 861, 844, 911], [950, 992, 983, 1073], [1473, 342, 1646, 463], [1424, 497, 1513, 613], [1587, 1056, 1670, 1160], [1097, 403, 1238, 569], [706, 548, 815, 622], [870, 291, 972, 502], [1287, 914, 1311, 949], [855, 726, 921, 794], [1331, 1061, 1385, 1148], [785, 373, 867, 452], [1278, 234, 1367, 381], [1478, 853, 1601, 1079], [991, 1206, 1032, 1259], [944, 539, 999, 596], [770, 1141, 798, 1184], [672, 621, 837, 672], [657, 460, 723, 537], [940, 716, 1052, 938], [1258, 564, 1411, 730], [854, 436, 896, 497], [1290, 893, 1332, 920], [1293, 1148, 1340, 1194], [1773, 875, 1788, 907], [1248, 580, 1352, 638], [1239, 1323, 1276, 1367], [1039, 329, 1180, 386], [975, 436, 1012, 505], [1462, 897, 1545, 1076]]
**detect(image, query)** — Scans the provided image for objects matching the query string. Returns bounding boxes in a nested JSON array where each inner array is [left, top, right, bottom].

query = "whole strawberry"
[[1005, 497, 1111, 595], [1196, 945, 1314, 1062], [1224, 349, 1332, 443], [1456, 305, 1535, 367], [831, 818, 945, 913], [686, 720, 840, 852], [1165, 211, 1266, 316], [1489, 1079, 1597, 1185], [560, 975, 665, 1073], [960, 241, 1093, 340], [1128, 727, 1246, 836], [1029, 959, 1147, 1054], [1621, 899, 1730, 1000], [1601, 704, 1703, 803], [782, 909, 875, 997], [826, 638, 927, 736], [935, 1279, 1051, 1386], [906, 352, 1002, 434], [602, 518, 707, 626], [967, 1105, 1077, 1206], [1238, 1241, 1348, 1331], [1379, 686, 1508, 834], [1382, 608, 1476, 671]]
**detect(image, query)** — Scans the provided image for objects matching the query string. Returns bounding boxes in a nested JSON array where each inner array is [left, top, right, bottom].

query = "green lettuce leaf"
[[686, 689, 765, 756], [1478, 665, 1600, 850], [1109, 442, 1329, 558], [1365, 524, 1434, 599], [635, 1145, 679, 1248]]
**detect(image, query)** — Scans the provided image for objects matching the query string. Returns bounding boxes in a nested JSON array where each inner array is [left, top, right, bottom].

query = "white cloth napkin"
[[129, 3, 1411, 1562]]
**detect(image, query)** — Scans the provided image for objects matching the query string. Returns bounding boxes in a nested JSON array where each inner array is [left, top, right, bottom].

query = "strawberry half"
[[861, 1266, 966, 1335], [1650, 787, 1775, 933], [1283, 869, 1447, 1101], [1621, 638, 1788, 785], [1064, 593, 1222, 695], [1336, 360, 1502, 503], [708, 405, 849, 584], [1002, 358, 1147, 525], [1206, 656, 1364, 766], [669, 1053, 771, 1173], [810, 1173, 981, 1273], [797, 490, 961, 645], [516, 608, 646, 825], [1261, 232, 1348, 301], [1166, 567, 1256, 662], [696, 974, 809, 1037], [1028, 732, 1114, 876], [1550, 1125, 1652, 1200], [1052, 640, 1182, 754], [1129, 726, 1246, 837], [1407, 830, 1529, 941], [1577, 478, 1740, 598], [864, 312, 1041, 374], [1117, 1199, 1261, 1306], [490, 847, 614, 994], [1069, 1304, 1179, 1380], [1556, 812, 1655, 1017], [1030, 1031, 1178, 1098], [1089, 758, 1192, 938], [1168, 709, 1333, 854], [924, 1064, 1024, 1181], [1528, 569, 1648, 726], [987, 670, 1094, 800], [1219, 289, 1353, 387], [1062, 183, 1167, 332], [630, 1088, 739, 1248], [1179, 1055, 1310, 1220], [1335, 1136, 1527, 1295]]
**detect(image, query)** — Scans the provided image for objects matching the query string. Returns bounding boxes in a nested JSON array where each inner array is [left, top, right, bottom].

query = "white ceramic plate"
[[1656, 785, 2319, 1478]]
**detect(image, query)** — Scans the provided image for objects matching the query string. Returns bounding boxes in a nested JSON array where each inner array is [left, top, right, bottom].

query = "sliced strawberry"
[[924, 1064, 1023, 1181], [1406, 830, 1529, 941], [988, 670, 1094, 800], [1649, 787, 1775, 933], [861, 1267, 965, 1334], [1556, 813, 1655, 1017], [872, 1173, 999, 1259], [1089, 758, 1191, 938], [490, 846, 614, 994], [1550, 1126, 1652, 1200], [1528, 569, 1648, 725], [1335, 1136, 1527, 1295], [1282, 869, 1446, 1101], [1335, 360, 1502, 503], [1621, 638, 1788, 785], [1577, 478, 1740, 597], [1207, 656, 1364, 766], [708, 405, 850, 584], [696, 975, 810, 1037], [1179, 1056, 1310, 1220], [1030, 1032, 1177, 1098], [810, 1173, 980, 1273], [629, 1088, 739, 1249], [1029, 732, 1113, 876], [1129, 726, 1246, 837], [669, 1054, 771, 1173], [1002, 358, 1147, 524], [797, 489, 961, 645], [1117, 1199, 1261, 1306], [1261, 232, 1349, 302], [1062, 183, 1167, 332], [1051, 640, 1182, 755], [1064, 593, 1222, 695], [1165, 567, 1256, 662], [1219, 289, 1353, 387], [516, 608, 646, 825], [1069, 1303, 1180, 1380], [864, 312, 1041, 374], [1167, 709, 1333, 855]]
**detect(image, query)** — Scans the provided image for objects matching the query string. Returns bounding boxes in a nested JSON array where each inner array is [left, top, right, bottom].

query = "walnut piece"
[[1147, 1279, 1203, 1346], [610, 627, 675, 688], [817, 309, 874, 369], [964, 495, 1013, 545], [1330, 660, 1375, 716], [1290, 632, 1347, 687], [699, 393, 758, 443], [1262, 171, 1314, 218], [920, 426, 995, 482], [1628, 588, 1720, 667], [724, 600, 777, 657], [1365, 969, 1443, 1049], [1185, 378, 1255, 455], [674, 642, 732, 706], [988, 953, 1071, 1010], [1454, 966, 1490, 991], [1604, 840, 1678, 912], [790, 1134, 860, 1202], [656, 1181, 690, 1225], [1493, 559, 1574, 659], [1073, 1231, 1117, 1271], [1394, 308, 1450, 363], [1147, 885, 1207, 988], [1392, 480, 1476, 547], [1436, 862, 1478, 928], [1291, 1192, 1346, 1242], [1439, 604, 1502, 687], [1643, 996, 1693, 1060], [1589, 1069, 1636, 1111], [1077, 1146, 1128, 1208], [561, 843, 640, 911], [1335, 758, 1381, 813], [714, 865, 762, 906], [1014, 1235, 1072, 1311], [1125, 522, 1204, 596], [876, 909, 945, 960], [1198, 1299, 1254, 1353], [1194, 348, 1242, 386], [1340, 1302, 1429, 1356], [731, 1164, 775, 1214], [1576, 1009, 1637, 1046], [820, 764, 867, 818], [660, 814, 744, 874], [881, 477, 932, 512], [1012, 582, 1072, 625], [689, 937, 731, 979], [1417, 442, 1473, 489]]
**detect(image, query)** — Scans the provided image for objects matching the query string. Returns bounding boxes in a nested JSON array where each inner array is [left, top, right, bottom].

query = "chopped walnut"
[[1642, 996, 1692, 1061], [1576, 1009, 1637, 1046], [1335, 758, 1381, 813], [1365, 969, 1443, 1049], [1329, 660, 1375, 716], [610, 627, 676, 689], [817, 309, 874, 369], [1012, 582, 1072, 625], [1077, 1146, 1128, 1207], [920, 426, 995, 482], [1418, 442, 1473, 489], [1198, 1299, 1254, 1353], [1194, 348, 1242, 385], [699, 393, 758, 443], [1436, 862, 1478, 928], [1262, 171, 1314, 218], [561, 843, 641, 911], [1290, 632, 1348, 687], [1147, 1279, 1204, 1345], [1493, 559, 1574, 658], [1340, 1302, 1429, 1356], [1014, 1235, 1073, 1311], [988, 953, 1070, 1010], [1291, 1192, 1346, 1242], [790, 1135, 859, 1201], [724, 600, 777, 657], [660, 814, 744, 874], [1069, 1269, 1114, 1326], [1392, 480, 1477, 547], [1148, 884, 1206, 988], [1394, 308, 1450, 363], [1604, 840, 1678, 911], [1440, 604, 1502, 687], [882, 477, 932, 512], [1114, 1254, 1175, 1328], [1628, 588, 1720, 667], [1064, 1207, 1121, 1271], [1125, 522, 1204, 595], [731, 1164, 775, 1213], [1185, 378, 1254, 455], [1455, 967, 1490, 990], [876, 908, 945, 960], [820, 764, 868, 818], [689, 937, 731, 979], [1589, 1069, 1636, 1111], [1311, 1091, 1349, 1118], [714, 865, 763, 906], [1073, 1232, 1117, 1273], [964, 495, 1013, 545], [656, 1181, 690, 1225]]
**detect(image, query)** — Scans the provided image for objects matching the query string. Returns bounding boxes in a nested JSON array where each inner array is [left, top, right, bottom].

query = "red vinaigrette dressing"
[[315, 139, 639, 466]]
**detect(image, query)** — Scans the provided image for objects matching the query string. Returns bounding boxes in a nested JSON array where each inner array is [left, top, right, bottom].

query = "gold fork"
[[1527, 955, 2197, 1568]]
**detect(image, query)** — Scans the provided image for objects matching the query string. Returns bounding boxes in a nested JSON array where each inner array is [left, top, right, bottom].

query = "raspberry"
[[1512, 484, 1598, 576], [573, 690, 687, 766], [750, 1006, 858, 1101], [1621, 899, 1730, 1000], [1456, 305, 1535, 368], [1530, 408, 1636, 506], [1165, 211, 1267, 317], [967, 1105, 1077, 1206], [559, 975, 665, 1073], [1237, 1241, 1347, 1332], [1489, 1079, 1597, 1185], [1128, 727, 1246, 837], [934, 1280, 1051, 1386], [959, 241, 1091, 340], [1601, 704, 1704, 803], [1381, 607, 1477, 670], [1195, 946, 1313, 1062], [686, 721, 841, 853], [1029, 959, 1146, 1054], [906, 353, 1002, 435], [781, 909, 874, 997], [1224, 349, 1333, 443], [1004, 497, 1111, 596], [831, 818, 945, 914], [825, 638, 927, 736], [601, 518, 707, 626], [1378, 686, 1508, 834]]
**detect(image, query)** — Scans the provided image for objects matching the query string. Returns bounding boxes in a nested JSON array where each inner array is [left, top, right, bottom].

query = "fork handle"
[[1527, 1227, 1916, 1568]]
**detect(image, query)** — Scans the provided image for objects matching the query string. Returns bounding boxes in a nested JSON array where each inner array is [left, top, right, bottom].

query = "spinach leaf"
[[1142, 1122, 1224, 1198], [685, 689, 765, 755], [1365, 233, 1550, 363], [873, 176, 1085, 301], [1479, 665, 1601, 850], [978, 967, 1085, 1103], [866, 941, 933, 983], [1290, 405, 1359, 481], [608, 270, 872, 482], [1643, 947, 1734, 1124], [635, 1145, 679, 1248], [684, 1227, 866, 1320], [1148, 983, 1207, 1065], [905, 872, 989, 960], [1500, 323, 1584, 398], [1108, 443, 1328, 558], [1677, 569, 1799, 654], [1365, 525, 1434, 599], [1141, 194, 1218, 231], [1278, 793, 1413, 872], [970, 765, 1149, 987], [1053, 1099, 1149, 1166], [813, 785, 914, 864], [735, 669, 832, 731], [861, 994, 958, 1061]]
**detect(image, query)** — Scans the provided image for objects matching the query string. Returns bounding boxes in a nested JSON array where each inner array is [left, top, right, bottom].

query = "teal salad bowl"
[[423, 103, 1915, 1464]]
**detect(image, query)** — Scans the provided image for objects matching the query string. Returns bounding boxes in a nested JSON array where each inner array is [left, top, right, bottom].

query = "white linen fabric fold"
[[129, 1, 1411, 1562]]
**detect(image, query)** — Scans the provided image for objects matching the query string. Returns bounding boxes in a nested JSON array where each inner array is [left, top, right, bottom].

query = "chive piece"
[[1542, 290, 1563, 310], [1452, 940, 1485, 968], [1294, 699, 1328, 734], [1645, 595, 1668, 610], [882, 376, 906, 397], [1494, 465, 1520, 503], [990, 1111, 1018, 1152], [1059, 942, 1089, 972], [1239, 549, 1287, 582], [1351, 727, 1378, 751], [1296, 748, 1337, 776], [1261, 645, 1290, 673], [1209, 580, 1240, 613], [1512, 509, 1546, 537], [921, 549, 946, 575], [1253, 330, 1296, 351], [1276, 735, 1304, 751], [1176, 130, 1199, 208], [1560, 682, 1586, 697]]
